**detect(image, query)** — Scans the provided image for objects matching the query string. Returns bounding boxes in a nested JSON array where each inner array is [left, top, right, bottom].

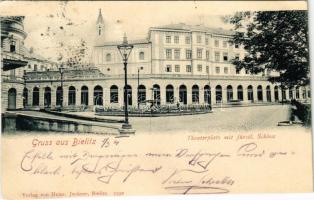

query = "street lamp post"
[[117, 33, 135, 134], [137, 66, 143, 109], [59, 65, 65, 111]]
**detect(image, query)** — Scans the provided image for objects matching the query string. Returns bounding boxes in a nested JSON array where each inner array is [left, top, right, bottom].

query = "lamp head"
[[117, 33, 134, 61]]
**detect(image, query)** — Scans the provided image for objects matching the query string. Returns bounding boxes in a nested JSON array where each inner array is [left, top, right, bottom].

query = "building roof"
[[23, 47, 56, 63], [95, 38, 150, 47], [150, 23, 234, 36], [96, 9, 104, 24]]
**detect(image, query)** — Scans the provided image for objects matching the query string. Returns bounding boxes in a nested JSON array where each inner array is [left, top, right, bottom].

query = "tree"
[[228, 11, 309, 88]]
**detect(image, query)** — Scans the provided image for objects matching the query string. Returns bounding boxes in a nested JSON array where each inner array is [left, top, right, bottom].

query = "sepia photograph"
[[0, 1, 313, 199]]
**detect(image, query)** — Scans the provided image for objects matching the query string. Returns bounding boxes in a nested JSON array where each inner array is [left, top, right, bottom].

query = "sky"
[[0, 1, 307, 62]]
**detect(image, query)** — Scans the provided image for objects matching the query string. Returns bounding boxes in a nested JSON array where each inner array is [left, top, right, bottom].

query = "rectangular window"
[[206, 50, 210, 60], [197, 48, 203, 59], [223, 41, 227, 48], [215, 52, 220, 62], [215, 40, 219, 47], [166, 35, 171, 43], [197, 35, 202, 43], [174, 36, 179, 44], [166, 65, 172, 72], [236, 69, 240, 74], [175, 65, 180, 72], [166, 49, 172, 59], [10, 41, 16, 53], [206, 66, 209, 73], [223, 52, 228, 61], [205, 38, 209, 45], [9, 69, 15, 78], [197, 64, 202, 72], [186, 65, 192, 72], [174, 49, 180, 59], [34, 64, 38, 71], [185, 36, 191, 44], [224, 67, 228, 74], [186, 50, 192, 59], [235, 53, 240, 60], [245, 69, 249, 74], [215, 67, 220, 74]]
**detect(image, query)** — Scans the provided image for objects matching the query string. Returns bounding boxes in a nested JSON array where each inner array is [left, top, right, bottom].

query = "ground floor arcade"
[[18, 75, 311, 111]]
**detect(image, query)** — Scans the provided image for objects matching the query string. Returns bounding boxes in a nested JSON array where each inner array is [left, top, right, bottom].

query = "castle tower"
[[96, 9, 105, 37]]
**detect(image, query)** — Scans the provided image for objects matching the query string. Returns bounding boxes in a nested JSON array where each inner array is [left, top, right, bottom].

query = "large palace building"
[[8, 10, 310, 112]]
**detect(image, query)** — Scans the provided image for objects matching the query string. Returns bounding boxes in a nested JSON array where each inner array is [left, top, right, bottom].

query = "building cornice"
[[26, 73, 270, 83]]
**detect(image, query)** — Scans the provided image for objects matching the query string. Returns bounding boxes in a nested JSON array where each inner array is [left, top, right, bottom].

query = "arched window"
[[179, 85, 187, 105], [68, 86, 76, 106], [166, 85, 174, 103], [138, 85, 146, 104], [248, 85, 254, 102], [94, 85, 103, 105], [274, 86, 279, 101], [139, 52, 145, 60], [237, 85, 243, 101], [8, 88, 17, 110], [289, 88, 293, 99], [266, 86, 271, 102], [302, 87, 306, 99], [44, 87, 51, 107], [23, 88, 28, 107], [33, 87, 40, 106], [56, 86, 62, 106], [227, 85, 233, 102], [153, 84, 160, 105], [110, 85, 119, 103], [282, 87, 287, 100], [106, 53, 111, 62], [81, 86, 89, 105], [296, 86, 300, 99], [204, 85, 211, 104], [215, 85, 222, 103], [192, 85, 199, 103], [257, 85, 263, 101], [124, 85, 132, 106]]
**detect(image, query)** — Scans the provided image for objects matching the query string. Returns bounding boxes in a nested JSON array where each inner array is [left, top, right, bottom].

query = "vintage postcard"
[[0, 1, 313, 199]]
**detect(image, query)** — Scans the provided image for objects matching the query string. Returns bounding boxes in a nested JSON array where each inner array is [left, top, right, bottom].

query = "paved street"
[[128, 105, 306, 134]]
